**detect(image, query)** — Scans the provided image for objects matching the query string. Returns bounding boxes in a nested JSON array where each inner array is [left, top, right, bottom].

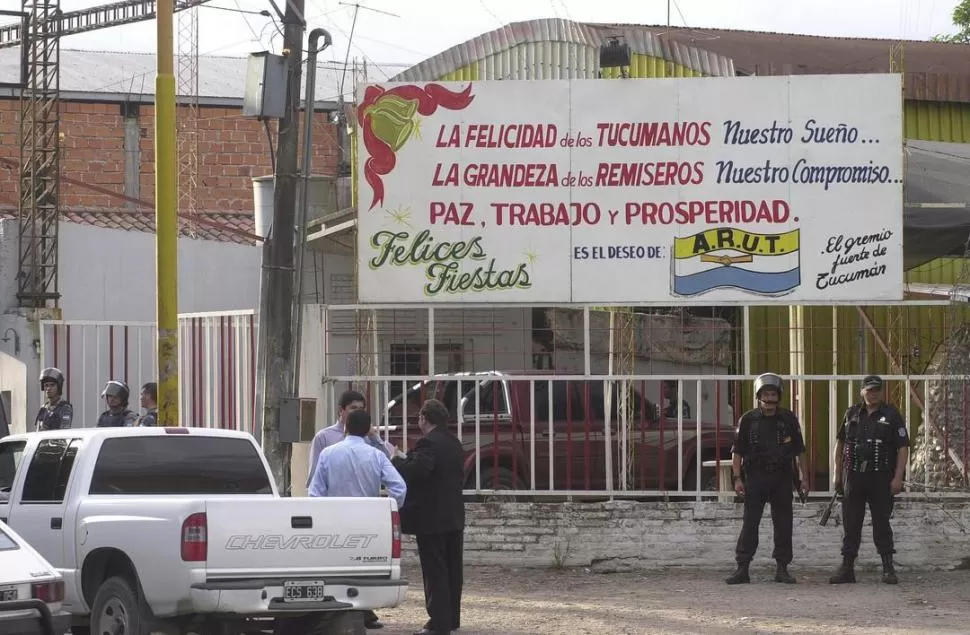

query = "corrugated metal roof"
[[0, 206, 256, 244], [390, 19, 970, 102], [0, 48, 400, 104], [596, 23, 969, 77], [392, 18, 735, 81]]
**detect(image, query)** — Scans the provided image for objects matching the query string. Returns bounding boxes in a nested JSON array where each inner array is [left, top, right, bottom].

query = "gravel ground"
[[374, 565, 970, 634]]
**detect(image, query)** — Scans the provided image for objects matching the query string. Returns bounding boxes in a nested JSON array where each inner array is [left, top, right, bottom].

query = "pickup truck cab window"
[[463, 380, 510, 418], [21, 438, 80, 504], [89, 436, 273, 495], [0, 440, 25, 498]]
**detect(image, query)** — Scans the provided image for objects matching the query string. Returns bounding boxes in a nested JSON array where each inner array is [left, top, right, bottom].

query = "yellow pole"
[[156, 0, 179, 426]]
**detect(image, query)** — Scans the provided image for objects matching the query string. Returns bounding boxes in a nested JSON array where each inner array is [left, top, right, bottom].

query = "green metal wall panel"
[[603, 53, 700, 79], [438, 64, 480, 82], [904, 100, 970, 142], [906, 257, 966, 284]]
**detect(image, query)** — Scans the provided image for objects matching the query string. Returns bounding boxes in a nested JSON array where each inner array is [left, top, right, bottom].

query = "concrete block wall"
[[401, 501, 970, 572]]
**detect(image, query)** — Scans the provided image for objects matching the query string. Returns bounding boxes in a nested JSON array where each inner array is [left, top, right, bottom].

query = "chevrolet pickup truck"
[[0, 427, 406, 635]]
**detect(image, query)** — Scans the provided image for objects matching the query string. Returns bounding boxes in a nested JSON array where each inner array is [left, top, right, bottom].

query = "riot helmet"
[[39, 367, 65, 391], [101, 380, 130, 404], [754, 373, 784, 402]]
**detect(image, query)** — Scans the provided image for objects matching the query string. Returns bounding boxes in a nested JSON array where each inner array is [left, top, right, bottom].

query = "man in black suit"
[[392, 398, 465, 635]]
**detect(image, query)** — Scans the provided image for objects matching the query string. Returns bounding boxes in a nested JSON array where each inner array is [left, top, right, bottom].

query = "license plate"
[[0, 585, 16, 601], [283, 581, 326, 602]]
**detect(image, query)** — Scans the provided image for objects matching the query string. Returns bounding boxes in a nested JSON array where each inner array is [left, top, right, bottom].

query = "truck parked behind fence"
[[383, 371, 735, 496]]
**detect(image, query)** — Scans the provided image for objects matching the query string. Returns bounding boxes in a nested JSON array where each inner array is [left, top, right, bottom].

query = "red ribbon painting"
[[358, 83, 475, 210]]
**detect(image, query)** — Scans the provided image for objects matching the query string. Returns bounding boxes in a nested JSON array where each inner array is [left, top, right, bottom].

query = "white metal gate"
[[39, 310, 257, 432]]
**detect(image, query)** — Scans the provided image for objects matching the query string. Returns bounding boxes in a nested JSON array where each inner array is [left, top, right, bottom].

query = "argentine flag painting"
[[672, 229, 801, 297]]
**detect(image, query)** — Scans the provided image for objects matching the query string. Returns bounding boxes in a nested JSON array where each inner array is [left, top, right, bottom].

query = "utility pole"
[[156, 0, 179, 426], [256, 0, 305, 491]]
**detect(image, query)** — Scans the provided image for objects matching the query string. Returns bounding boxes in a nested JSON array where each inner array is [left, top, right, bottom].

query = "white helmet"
[[754, 373, 784, 399]]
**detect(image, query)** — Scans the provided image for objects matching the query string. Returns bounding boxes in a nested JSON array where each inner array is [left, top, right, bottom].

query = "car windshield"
[[0, 525, 20, 551]]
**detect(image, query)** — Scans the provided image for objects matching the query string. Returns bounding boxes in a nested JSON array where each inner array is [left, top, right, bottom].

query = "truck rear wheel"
[[90, 576, 150, 635]]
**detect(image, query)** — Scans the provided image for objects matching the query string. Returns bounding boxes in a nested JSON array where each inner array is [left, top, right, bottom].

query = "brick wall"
[[401, 501, 970, 572], [0, 99, 340, 214]]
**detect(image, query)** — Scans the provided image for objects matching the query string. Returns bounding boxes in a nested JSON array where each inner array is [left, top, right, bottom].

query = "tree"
[[932, 0, 970, 43]]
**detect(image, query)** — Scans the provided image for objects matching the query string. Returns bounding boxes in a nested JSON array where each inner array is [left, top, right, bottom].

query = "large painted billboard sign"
[[355, 74, 904, 304]]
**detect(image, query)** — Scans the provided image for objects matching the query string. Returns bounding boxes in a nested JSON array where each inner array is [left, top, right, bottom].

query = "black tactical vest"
[[743, 408, 798, 472], [35, 400, 73, 431], [842, 405, 896, 473], [97, 409, 137, 428]]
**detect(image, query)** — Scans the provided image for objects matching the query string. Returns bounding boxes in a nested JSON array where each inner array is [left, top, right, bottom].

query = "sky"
[[18, 0, 967, 76]]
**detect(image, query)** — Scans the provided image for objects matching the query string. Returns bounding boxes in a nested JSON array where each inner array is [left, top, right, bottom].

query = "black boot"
[[881, 554, 898, 585], [829, 556, 856, 584], [774, 561, 796, 583], [725, 562, 750, 585]]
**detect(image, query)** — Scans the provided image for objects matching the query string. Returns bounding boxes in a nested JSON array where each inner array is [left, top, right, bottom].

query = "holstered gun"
[[819, 490, 840, 526]]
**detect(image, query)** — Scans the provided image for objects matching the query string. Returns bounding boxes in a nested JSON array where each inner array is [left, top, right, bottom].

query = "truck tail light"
[[32, 580, 64, 603], [391, 510, 401, 559], [181, 512, 208, 562]]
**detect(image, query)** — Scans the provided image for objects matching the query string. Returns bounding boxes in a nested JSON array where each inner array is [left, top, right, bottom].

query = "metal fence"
[[323, 373, 968, 500], [39, 310, 257, 432], [300, 301, 970, 498]]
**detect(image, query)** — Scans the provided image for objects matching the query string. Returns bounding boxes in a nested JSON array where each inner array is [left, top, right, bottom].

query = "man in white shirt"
[[310, 409, 406, 630], [307, 390, 394, 488]]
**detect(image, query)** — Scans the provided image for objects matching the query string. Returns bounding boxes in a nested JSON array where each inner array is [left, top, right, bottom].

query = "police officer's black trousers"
[[841, 471, 895, 558], [735, 470, 793, 565]]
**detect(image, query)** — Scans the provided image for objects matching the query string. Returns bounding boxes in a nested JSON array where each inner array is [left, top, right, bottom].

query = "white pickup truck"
[[0, 426, 407, 635]]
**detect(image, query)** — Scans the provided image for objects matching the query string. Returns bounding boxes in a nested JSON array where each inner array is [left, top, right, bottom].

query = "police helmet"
[[39, 367, 64, 390], [101, 380, 130, 403], [754, 373, 784, 399]]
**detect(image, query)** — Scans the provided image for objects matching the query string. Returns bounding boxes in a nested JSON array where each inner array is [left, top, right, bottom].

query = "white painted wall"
[[56, 223, 261, 320], [0, 220, 261, 430], [0, 350, 27, 436]]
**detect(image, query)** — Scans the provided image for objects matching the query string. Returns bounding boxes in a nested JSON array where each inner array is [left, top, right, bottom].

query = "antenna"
[[338, 2, 401, 18], [336, 2, 400, 100]]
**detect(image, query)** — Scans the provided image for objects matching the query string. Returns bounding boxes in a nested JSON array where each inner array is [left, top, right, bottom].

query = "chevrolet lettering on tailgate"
[[225, 533, 379, 550]]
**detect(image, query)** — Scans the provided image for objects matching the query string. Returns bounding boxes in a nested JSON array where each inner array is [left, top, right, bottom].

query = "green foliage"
[[932, 0, 970, 43]]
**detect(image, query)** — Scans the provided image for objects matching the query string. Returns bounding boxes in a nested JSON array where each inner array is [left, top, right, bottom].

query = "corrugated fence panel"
[[904, 100, 970, 142], [906, 257, 966, 285]]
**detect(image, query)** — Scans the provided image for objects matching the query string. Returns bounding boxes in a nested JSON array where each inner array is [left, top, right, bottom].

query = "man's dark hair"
[[339, 390, 366, 409], [142, 382, 158, 403], [345, 409, 371, 437], [419, 399, 449, 427]]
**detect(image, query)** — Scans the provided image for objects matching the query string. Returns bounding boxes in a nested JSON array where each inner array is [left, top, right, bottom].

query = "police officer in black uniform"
[[34, 367, 74, 431], [96, 380, 138, 427], [726, 373, 807, 585], [137, 382, 159, 427], [829, 375, 908, 585]]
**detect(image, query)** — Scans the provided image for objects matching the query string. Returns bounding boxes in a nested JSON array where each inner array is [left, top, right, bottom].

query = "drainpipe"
[[292, 27, 333, 396]]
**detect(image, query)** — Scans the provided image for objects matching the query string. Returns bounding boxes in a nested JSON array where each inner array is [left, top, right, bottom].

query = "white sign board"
[[355, 75, 904, 304]]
